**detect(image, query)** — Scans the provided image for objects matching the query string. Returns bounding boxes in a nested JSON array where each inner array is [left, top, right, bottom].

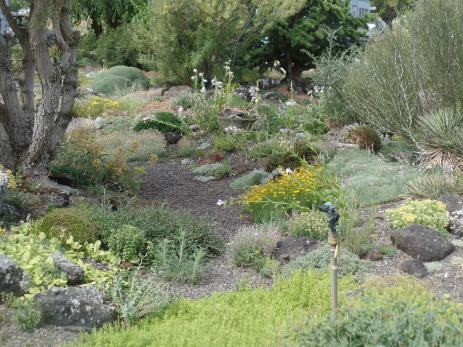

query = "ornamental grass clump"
[[386, 199, 449, 234], [242, 166, 338, 222]]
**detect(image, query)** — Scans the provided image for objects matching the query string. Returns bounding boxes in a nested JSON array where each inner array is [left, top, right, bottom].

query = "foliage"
[[149, 235, 207, 284], [405, 171, 456, 199], [213, 133, 245, 153], [242, 166, 339, 222], [77, 271, 354, 347], [74, 96, 121, 119], [37, 208, 97, 246], [134, 112, 185, 134], [135, 0, 306, 83], [343, 0, 463, 138], [108, 225, 146, 262], [416, 108, 463, 173], [98, 129, 166, 163], [0, 223, 118, 297], [327, 149, 417, 207], [110, 269, 171, 325], [13, 299, 42, 332], [347, 125, 382, 153], [250, 0, 366, 79], [295, 276, 463, 346], [282, 246, 370, 278], [372, 0, 416, 23], [228, 226, 280, 270], [172, 91, 200, 110], [386, 199, 449, 234], [230, 170, 269, 191], [50, 129, 138, 191], [80, 203, 224, 257], [92, 66, 149, 95], [286, 210, 328, 240]]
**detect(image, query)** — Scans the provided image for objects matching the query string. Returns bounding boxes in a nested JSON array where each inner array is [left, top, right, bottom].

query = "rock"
[[94, 117, 107, 130], [400, 259, 428, 278], [449, 256, 463, 266], [391, 224, 454, 261], [52, 253, 85, 285], [193, 176, 215, 183], [192, 163, 225, 176], [181, 158, 194, 166], [164, 132, 182, 145], [66, 118, 94, 132], [424, 262, 443, 273], [0, 255, 30, 297], [365, 248, 383, 261], [234, 86, 253, 102], [0, 202, 22, 225], [274, 236, 319, 263], [451, 239, 463, 248], [218, 109, 256, 129], [163, 85, 192, 99], [34, 286, 116, 329], [196, 141, 211, 151], [440, 193, 463, 236], [0, 168, 8, 194], [189, 124, 201, 132]]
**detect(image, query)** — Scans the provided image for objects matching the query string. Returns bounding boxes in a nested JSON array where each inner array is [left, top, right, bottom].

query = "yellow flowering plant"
[[74, 96, 122, 119], [242, 165, 339, 222], [386, 199, 449, 234]]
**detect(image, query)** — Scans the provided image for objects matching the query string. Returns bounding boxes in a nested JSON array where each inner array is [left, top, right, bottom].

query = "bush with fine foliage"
[[37, 208, 97, 246], [108, 225, 146, 262], [286, 210, 328, 240], [348, 125, 382, 153], [134, 112, 185, 134], [92, 66, 149, 95], [343, 0, 463, 138], [295, 276, 463, 347]]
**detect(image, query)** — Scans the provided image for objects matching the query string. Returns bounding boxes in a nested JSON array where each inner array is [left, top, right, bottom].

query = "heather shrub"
[[286, 210, 328, 240], [283, 246, 370, 278], [386, 199, 449, 234], [228, 226, 280, 270], [295, 276, 463, 347], [37, 208, 97, 246]]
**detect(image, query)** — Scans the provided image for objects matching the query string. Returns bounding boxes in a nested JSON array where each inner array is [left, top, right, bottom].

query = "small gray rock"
[[391, 224, 454, 262], [424, 262, 443, 273], [193, 176, 215, 183], [94, 117, 107, 130], [52, 253, 85, 285], [0, 255, 30, 297], [34, 286, 116, 329], [400, 259, 428, 278], [440, 193, 463, 236]]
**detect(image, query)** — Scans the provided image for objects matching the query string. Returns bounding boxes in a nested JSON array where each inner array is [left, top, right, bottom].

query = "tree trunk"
[[0, 0, 79, 177]]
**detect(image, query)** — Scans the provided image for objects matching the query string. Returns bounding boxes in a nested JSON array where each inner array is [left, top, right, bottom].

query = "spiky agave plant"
[[416, 108, 463, 173]]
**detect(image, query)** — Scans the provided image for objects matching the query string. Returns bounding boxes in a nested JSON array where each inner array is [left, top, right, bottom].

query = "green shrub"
[[80, 203, 224, 257], [91, 75, 131, 95], [110, 269, 171, 325], [229, 170, 269, 190], [348, 125, 382, 153], [77, 271, 354, 347], [108, 225, 146, 262], [134, 112, 185, 134], [37, 208, 97, 246], [405, 171, 456, 199], [149, 236, 207, 284], [295, 276, 463, 347], [416, 108, 463, 172], [286, 210, 328, 240], [386, 199, 449, 233], [213, 133, 245, 153], [172, 91, 199, 109], [327, 149, 418, 207], [14, 299, 42, 332], [283, 246, 370, 278], [50, 129, 138, 192], [228, 226, 280, 270], [74, 96, 122, 119]]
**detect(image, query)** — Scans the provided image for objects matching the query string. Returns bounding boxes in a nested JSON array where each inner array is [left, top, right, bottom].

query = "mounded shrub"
[[134, 112, 185, 134], [37, 208, 97, 246], [348, 125, 382, 153], [91, 75, 131, 95], [108, 225, 146, 262], [286, 210, 328, 240], [92, 66, 149, 95]]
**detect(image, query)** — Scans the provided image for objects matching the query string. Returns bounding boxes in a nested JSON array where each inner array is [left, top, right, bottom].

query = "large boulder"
[[52, 253, 85, 285], [34, 286, 116, 329], [0, 255, 30, 297], [391, 224, 454, 261], [440, 193, 463, 236]]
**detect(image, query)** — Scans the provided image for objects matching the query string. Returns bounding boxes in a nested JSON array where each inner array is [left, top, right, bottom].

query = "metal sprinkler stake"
[[319, 202, 340, 320]]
